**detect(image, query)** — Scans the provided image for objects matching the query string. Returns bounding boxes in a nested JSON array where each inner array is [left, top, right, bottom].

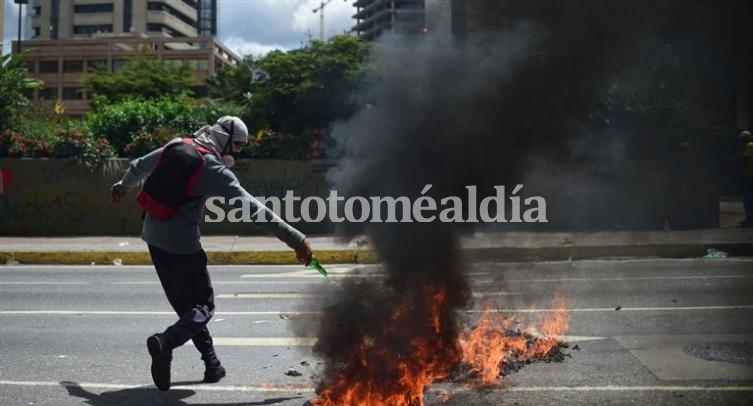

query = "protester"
[[111, 116, 313, 391]]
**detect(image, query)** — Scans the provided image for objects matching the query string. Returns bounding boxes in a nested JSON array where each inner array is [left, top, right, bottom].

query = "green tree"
[[0, 53, 42, 130], [83, 56, 198, 107], [206, 35, 372, 135]]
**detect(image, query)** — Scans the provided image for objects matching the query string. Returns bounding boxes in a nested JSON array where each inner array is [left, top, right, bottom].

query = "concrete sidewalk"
[[1, 228, 751, 265]]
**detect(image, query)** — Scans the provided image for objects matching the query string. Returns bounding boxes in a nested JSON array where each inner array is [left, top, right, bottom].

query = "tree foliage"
[[83, 56, 198, 107], [0, 53, 42, 130], [87, 96, 202, 156], [207, 35, 372, 136]]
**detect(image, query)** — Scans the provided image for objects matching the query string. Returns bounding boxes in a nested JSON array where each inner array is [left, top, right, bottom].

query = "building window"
[[87, 59, 108, 72], [183, 59, 208, 71], [39, 61, 59, 74], [21, 61, 35, 73], [51, 0, 60, 39], [40, 87, 58, 100], [148, 2, 196, 28], [73, 24, 113, 34], [32, 6, 42, 16], [147, 23, 181, 37], [198, 0, 216, 36], [74, 4, 114, 13], [112, 59, 131, 72], [124, 0, 133, 32], [63, 60, 84, 73], [32, 26, 41, 38], [62, 87, 84, 100], [22, 88, 35, 100]]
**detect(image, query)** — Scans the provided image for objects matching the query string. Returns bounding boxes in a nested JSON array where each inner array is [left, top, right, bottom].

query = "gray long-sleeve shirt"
[[115, 140, 306, 254]]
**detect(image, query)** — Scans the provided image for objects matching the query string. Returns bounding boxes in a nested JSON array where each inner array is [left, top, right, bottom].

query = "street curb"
[[464, 243, 753, 262], [1, 243, 751, 265], [0, 250, 377, 266]]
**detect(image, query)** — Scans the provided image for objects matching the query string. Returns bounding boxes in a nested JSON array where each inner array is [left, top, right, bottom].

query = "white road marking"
[[1, 257, 750, 273], [492, 305, 753, 313], [500, 275, 753, 283], [0, 282, 92, 285], [1, 380, 752, 393], [214, 337, 317, 346], [0, 380, 313, 392], [212, 336, 603, 347], [240, 271, 490, 279], [0, 310, 318, 316], [3, 305, 753, 316], [216, 291, 522, 299], [0, 310, 178, 315], [3, 274, 752, 286], [216, 293, 324, 299], [504, 385, 753, 392]]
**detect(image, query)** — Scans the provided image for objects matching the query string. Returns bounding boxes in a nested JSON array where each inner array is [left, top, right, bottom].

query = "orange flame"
[[310, 287, 570, 405], [310, 284, 460, 406], [458, 294, 570, 384]]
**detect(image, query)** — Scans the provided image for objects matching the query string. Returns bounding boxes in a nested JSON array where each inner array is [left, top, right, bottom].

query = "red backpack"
[[136, 138, 212, 220]]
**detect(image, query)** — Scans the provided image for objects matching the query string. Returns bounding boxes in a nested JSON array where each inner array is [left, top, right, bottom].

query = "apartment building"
[[29, 0, 217, 40], [16, 35, 239, 115], [352, 0, 426, 41], [14, 1, 232, 116]]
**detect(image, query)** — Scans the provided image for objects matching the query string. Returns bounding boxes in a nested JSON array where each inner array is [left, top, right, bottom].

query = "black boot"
[[147, 333, 172, 391], [203, 357, 226, 383]]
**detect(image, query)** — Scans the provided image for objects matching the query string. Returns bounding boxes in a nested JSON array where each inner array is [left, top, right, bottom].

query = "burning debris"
[[305, 277, 572, 405], [309, 280, 468, 406], [455, 296, 571, 384], [451, 336, 571, 381]]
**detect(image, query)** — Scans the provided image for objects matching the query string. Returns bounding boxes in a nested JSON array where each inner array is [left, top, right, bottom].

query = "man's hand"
[[111, 183, 125, 205], [295, 239, 313, 264]]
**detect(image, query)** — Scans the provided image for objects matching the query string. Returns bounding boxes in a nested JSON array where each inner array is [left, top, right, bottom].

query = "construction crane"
[[312, 0, 337, 41]]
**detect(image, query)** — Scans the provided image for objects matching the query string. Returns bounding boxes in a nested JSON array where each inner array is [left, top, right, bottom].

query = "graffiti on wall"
[[0, 159, 334, 235], [0, 168, 13, 194], [0, 189, 85, 223]]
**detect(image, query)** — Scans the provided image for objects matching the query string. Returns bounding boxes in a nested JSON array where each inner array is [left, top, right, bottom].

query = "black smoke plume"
[[301, 0, 719, 402]]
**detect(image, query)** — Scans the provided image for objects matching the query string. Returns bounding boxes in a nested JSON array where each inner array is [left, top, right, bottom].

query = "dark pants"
[[148, 245, 217, 362]]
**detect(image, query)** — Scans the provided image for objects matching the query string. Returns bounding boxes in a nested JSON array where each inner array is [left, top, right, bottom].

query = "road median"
[[2, 243, 751, 265]]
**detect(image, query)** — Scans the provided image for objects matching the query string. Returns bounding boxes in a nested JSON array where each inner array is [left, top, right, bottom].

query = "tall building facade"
[[29, 0, 217, 40], [15, 0, 234, 116], [352, 0, 426, 41], [1, 0, 5, 54]]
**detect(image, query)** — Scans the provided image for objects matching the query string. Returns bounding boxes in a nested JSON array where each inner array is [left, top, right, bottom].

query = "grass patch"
[[0, 249, 378, 265]]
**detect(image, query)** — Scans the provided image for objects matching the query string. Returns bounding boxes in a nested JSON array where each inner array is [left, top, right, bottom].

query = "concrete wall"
[[0, 158, 336, 236]]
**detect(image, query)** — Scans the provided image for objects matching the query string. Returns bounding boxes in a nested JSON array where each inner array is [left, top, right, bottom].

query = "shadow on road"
[[60, 381, 302, 406]]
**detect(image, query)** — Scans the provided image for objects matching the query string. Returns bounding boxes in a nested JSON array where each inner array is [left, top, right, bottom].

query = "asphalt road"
[[1, 258, 753, 405]]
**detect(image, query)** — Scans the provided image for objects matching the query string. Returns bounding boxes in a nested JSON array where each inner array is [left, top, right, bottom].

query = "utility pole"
[[312, 0, 335, 41], [14, 0, 28, 54]]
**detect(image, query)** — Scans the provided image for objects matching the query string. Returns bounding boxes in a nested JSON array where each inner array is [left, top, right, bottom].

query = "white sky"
[[2, 0, 356, 56]]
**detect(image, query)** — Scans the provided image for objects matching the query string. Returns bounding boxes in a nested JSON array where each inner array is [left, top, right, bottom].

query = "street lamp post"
[[15, 0, 29, 54]]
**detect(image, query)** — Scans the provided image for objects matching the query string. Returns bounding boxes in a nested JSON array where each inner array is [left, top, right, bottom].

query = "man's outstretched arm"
[[111, 147, 163, 204], [207, 165, 313, 263]]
